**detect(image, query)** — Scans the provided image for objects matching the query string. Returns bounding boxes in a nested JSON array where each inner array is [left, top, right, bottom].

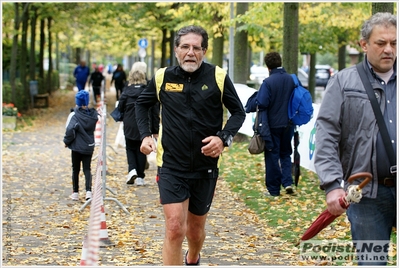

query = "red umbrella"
[[298, 172, 372, 243]]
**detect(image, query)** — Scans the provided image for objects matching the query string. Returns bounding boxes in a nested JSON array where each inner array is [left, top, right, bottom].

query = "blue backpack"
[[288, 74, 313, 126]]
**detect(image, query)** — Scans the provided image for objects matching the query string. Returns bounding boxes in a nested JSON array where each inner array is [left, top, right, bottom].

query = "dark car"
[[315, 65, 334, 87]]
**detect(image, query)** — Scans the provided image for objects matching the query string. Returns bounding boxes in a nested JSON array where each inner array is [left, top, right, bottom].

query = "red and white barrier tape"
[[80, 107, 106, 266]]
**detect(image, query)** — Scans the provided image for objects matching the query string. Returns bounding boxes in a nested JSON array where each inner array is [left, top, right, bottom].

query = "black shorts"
[[157, 167, 218, 216]]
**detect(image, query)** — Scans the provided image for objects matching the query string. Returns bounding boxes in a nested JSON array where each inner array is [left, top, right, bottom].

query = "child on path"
[[63, 90, 99, 201]]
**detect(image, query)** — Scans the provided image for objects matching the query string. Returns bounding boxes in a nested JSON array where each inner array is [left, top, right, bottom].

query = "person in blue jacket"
[[74, 60, 90, 91], [246, 52, 296, 197], [63, 90, 99, 201]]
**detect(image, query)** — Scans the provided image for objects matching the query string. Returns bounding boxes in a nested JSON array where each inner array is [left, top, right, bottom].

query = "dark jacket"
[[111, 70, 127, 89], [118, 83, 159, 141], [135, 62, 245, 172], [245, 67, 295, 150], [63, 107, 99, 155], [256, 67, 295, 128], [89, 71, 105, 87]]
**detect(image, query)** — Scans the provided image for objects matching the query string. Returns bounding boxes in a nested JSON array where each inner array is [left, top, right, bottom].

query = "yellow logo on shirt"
[[165, 83, 183, 92]]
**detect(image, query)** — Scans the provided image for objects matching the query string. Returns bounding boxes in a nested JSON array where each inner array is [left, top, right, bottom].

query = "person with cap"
[[63, 90, 99, 201]]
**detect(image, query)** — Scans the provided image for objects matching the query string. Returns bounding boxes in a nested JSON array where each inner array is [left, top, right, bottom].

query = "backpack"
[[288, 73, 313, 126]]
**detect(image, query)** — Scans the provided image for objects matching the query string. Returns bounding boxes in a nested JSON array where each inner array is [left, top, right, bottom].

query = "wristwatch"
[[216, 131, 233, 147]]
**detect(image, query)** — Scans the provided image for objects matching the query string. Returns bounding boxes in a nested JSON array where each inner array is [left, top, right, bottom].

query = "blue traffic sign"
[[138, 38, 148, 48]]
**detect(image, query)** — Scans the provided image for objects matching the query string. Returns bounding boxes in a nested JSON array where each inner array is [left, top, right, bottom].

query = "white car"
[[297, 68, 309, 88], [249, 65, 269, 84]]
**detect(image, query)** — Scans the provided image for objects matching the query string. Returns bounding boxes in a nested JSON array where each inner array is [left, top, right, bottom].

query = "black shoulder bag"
[[356, 63, 396, 175]]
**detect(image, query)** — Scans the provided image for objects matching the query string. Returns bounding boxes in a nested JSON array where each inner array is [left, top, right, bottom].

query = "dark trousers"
[[71, 150, 93, 192], [115, 84, 124, 100], [92, 86, 101, 103], [125, 138, 147, 178], [76, 81, 86, 91], [264, 126, 295, 195]]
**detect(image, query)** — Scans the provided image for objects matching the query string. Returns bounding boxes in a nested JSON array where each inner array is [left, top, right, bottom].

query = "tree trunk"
[[337, 34, 346, 71], [372, 3, 394, 14], [21, 3, 30, 107], [308, 53, 316, 99], [55, 33, 59, 73], [161, 28, 167, 67], [211, 11, 225, 68], [283, 3, 299, 75], [29, 5, 37, 82], [212, 35, 224, 68], [46, 17, 53, 94], [169, 30, 176, 66], [10, 3, 20, 105], [39, 18, 45, 87], [233, 2, 249, 84], [75, 47, 82, 65]]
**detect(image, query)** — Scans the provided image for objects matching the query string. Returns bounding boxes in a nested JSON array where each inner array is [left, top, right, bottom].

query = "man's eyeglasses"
[[178, 45, 204, 54]]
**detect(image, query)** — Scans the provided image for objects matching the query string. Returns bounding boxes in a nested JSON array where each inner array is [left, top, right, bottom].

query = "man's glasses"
[[178, 45, 204, 54]]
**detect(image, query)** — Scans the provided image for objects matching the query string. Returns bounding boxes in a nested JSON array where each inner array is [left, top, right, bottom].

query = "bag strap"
[[290, 73, 299, 86], [356, 63, 396, 171], [254, 106, 260, 134]]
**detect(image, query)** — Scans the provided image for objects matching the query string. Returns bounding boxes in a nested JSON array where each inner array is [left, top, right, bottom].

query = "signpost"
[[138, 38, 148, 49], [138, 38, 148, 61]]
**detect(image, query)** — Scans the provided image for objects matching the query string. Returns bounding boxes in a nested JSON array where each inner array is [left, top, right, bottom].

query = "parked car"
[[297, 68, 309, 88], [315, 64, 334, 87], [249, 65, 269, 84]]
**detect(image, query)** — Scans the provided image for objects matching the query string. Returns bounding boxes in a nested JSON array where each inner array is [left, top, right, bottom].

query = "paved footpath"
[[2, 88, 295, 267]]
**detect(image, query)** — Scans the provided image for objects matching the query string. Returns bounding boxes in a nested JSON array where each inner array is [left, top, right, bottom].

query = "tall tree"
[[39, 18, 45, 85], [372, 3, 394, 14], [282, 3, 298, 75], [46, 17, 53, 94], [10, 3, 21, 104], [20, 3, 30, 105], [234, 2, 249, 84], [29, 5, 37, 82]]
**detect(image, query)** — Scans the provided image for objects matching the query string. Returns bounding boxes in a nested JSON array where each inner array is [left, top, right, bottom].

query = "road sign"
[[138, 48, 146, 58], [138, 38, 148, 49]]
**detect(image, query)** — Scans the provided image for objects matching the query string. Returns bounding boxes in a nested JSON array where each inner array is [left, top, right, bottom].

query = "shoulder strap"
[[290, 74, 299, 86], [254, 106, 260, 134], [356, 63, 396, 169]]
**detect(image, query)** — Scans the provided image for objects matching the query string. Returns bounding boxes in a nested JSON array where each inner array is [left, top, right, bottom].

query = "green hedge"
[[2, 70, 60, 112]]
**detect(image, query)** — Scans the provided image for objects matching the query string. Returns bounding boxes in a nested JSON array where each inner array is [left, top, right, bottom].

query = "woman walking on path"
[[63, 90, 99, 201], [118, 69, 159, 186], [111, 64, 127, 101]]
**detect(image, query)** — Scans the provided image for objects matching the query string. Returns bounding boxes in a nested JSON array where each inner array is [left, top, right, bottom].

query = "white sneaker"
[[135, 177, 144, 186], [85, 191, 92, 200], [126, 169, 137, 185], [70, 192, 79, 201]]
